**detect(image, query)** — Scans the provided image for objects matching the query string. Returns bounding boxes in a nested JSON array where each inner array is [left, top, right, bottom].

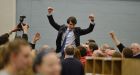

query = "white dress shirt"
[[61, 28, 76, 49]]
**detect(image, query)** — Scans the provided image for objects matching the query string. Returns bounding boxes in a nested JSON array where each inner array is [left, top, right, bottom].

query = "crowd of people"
[[0, 7, 140, 75]]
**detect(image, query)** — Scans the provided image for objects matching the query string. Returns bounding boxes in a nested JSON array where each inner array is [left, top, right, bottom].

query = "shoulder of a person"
[[62, 58, 71, 61], [61, 58, 72, 64], [75, 27, 80, 29], [60, 24, 67, 28], [73, 58, 82, 63], [134, 54, 140, 58]]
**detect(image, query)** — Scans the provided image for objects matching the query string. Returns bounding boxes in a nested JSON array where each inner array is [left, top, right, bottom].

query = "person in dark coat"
[[61, 45, 84, 75], [47, 7, 95, 57]]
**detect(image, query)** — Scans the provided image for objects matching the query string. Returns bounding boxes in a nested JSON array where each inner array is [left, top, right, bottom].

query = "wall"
[[0, 0, 16, 40], [16, 0, 140, 49]]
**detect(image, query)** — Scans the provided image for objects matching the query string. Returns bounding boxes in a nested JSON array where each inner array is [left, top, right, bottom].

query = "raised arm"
[[0, 33, 9, 45], [47, 7, 61, 31], [79, 14, 95, 35], [22, 24, 29, 41], [109, 31, 125, 52], [0, 25, 19, 45], [30, 32, 41, 49], [79, 23, 95, 35]]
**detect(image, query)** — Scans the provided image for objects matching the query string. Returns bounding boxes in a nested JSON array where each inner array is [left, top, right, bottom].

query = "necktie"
[[61, 30, 71, 53]]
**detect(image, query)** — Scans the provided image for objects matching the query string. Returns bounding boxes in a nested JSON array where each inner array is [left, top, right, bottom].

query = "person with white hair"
[[109, 31, 140, 58]]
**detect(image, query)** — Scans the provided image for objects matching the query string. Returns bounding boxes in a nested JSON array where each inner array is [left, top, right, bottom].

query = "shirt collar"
[[67, 28, 74, 31], [65, 55, 74, 59]]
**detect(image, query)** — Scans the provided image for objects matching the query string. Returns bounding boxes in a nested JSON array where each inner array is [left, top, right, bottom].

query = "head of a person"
[[38, 45, 53, 54], [122, 47, 133, 58], [67, 16, 77, 30], [100, 45, 114, 54], [104, 47, 116, 56], [102, 43, 110, 50], [1, 39, 31, 71], [77, 45, 87, 57], [86, 39, 96, 45], [93, 50, 106, 57], [33, 49, 61, 75], [81, 44, 88, 50], [64, 45, 75, 56], [130, 43, 140, 55], [74, 48, 81, 60], [88, 42, 99, 52], [112, 51, 122, 58]]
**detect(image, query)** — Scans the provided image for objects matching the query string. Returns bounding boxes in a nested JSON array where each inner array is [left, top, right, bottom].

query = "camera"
[[17, 16, 26, 31]]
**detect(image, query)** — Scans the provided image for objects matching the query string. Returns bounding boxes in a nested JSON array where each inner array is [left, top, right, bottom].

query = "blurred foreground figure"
[[0, 39, 32, 75], [61, 45, 84, 75], [33, 49, 61, 75]]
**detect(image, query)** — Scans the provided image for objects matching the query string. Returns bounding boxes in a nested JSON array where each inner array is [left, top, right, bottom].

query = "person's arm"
[[30, 32, 41, 49], [22, 34, 28, 41], [22, 24, 29, 41], [79, 14, 95, 35], [79, 23, 95, 35], [117, 43, 125, 52], [47, 7, 61, 31], [21, 24, 36, 49], [0, 26, 18, 45], [0, 33, 9, 45], [109, 31, 125, 52], [30, 43, 35, 49]]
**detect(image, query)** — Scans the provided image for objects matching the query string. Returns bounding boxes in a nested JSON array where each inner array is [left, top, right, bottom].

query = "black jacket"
[[47, 15, 95, 53], [61, 58, 84, 75], [133, 54, 140, 58], [0, 33, 9, 45]]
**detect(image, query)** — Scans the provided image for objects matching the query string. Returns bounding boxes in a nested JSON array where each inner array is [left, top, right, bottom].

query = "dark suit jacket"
[[133, 54, 140, 58], [47, 15, 95, 53], [61, 58, 84, 75]]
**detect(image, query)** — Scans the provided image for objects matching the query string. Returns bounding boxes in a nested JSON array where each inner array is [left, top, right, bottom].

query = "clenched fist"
[[48, 7, 54, 14], [89, 14, 95, 22], [109, 31, 115, 39]]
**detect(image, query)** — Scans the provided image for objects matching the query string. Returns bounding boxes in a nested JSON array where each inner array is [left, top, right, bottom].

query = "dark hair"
[[88, 39, 96, 43], [122, 47, 133, 58], [0, 39, 30, 69], [67, 16, 77, 25], [112, 51, 122, 58], [74, 48, 81, 60], [77, 46, 87, 57], [33, 48, 54, 73], [65, 45, 75, 55], [89, 42, 98, 52]]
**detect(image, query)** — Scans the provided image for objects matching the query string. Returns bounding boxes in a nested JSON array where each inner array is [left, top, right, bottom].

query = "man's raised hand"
[[48, 7, 54, 14], [89, 14, 95, 22]]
